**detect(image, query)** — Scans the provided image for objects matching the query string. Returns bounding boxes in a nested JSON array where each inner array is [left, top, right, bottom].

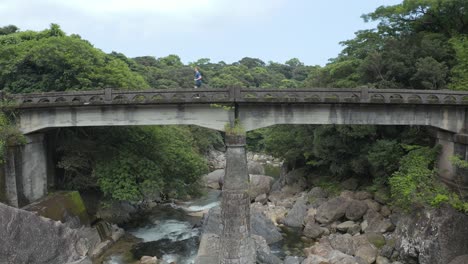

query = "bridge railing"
[[237, 88, 468, 104], [11, 88, 232, 108], [8, 87, 468, 108]]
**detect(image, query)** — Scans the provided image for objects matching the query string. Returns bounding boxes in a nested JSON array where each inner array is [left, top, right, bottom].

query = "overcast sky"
[[1, 0, 402, 66]]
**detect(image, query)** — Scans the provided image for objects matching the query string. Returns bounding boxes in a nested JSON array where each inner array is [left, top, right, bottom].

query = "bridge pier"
[[219, 134, 256, 264], [436, 130, 468, 197], [3, 133, 48, 207]]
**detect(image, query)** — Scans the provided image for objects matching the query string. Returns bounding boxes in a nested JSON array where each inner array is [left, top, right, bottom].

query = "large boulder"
[[393, 204, 468, 264], [0, 203, 93, 264], [248, 161, 265, 175], [355, 244, 378, 264], [315, 197, 350, 224], [23, 191, 90, 227], [251, 207, 284, 244], [249, 174, 274, 199], [96, 200, 138, 225], [206, 149, 226, 170], [345, 200, 368, 221], [303, 222, 324, 239], [202, 169, 224, 190], [308, 187, 329, 199], [282, 195, 309, 228], [363, 210, 394, 234]]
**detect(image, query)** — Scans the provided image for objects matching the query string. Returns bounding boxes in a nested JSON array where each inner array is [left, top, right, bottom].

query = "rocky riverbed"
[[197, 149, 468, 264]]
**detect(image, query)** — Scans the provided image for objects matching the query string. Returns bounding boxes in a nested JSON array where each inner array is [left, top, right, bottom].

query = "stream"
[[101, 188, 306, 264], [102, 190, 220, 264]]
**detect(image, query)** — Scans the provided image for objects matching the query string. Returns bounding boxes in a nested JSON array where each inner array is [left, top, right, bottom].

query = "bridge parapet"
[[238, 88, 468, 104], [8, 87, 468, 107], [12, 88, 232, 108]]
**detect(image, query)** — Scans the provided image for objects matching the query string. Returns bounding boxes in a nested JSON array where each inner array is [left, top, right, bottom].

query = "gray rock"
[[380, 206, 392, 217], [202, 169, 224, 190], [355, 191, 373, 200], [366, 232, 386, 249], [327, 250, 357, 264], [301, 255, 329, 264], [255, 193, 268, 204], [448, 255, 468, 264], [303, 222, 324, 239], [248, 160, 265, 175], [139, 256, 158, 264], [96, 200, 138, 225], [250, 174, 274, 199], [309, 198, 328, 209], [283, 195, 309, 228], [284, 256, 304, 264], [363, 210, 394, 233], [329, 233, 356, 256], [355, 256, 369, 264], [252, 235, 270, 254], [251, 208, 284, 244], [308, 187, 328, 199], [347, 224, 362, 235], [380, 244, 394, 259], [355, 244, 378, 264], [340, 190, 356, 200], [376, 256, 391, 264], [315, 197, 350, 224], [336, 221, 356, 232], [393, 205, 468, 264], [346, 200, 368, 221], [257, 250, 283, 264], [303, 238, 334, 258], [364, 199, 381, 212], [68, 257, 93, 264], [0, 203, 92, 264]]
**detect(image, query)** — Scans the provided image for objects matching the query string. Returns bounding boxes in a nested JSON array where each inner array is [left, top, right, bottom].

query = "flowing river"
[[100, 188, 306, 264], [102, 189, 221, 264]]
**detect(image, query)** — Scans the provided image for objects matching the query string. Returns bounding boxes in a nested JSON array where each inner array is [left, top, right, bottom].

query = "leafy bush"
[[389, 145, 441, 209]]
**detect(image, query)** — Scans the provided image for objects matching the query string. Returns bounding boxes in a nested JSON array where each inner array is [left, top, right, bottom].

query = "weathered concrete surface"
[[4, 134, 47, 207], [435, 130, 468, 197], [219, 134, 256, 264], [0, 202, 91, 264], [19, 104, 235, 134], [238, 104, 467, 133]]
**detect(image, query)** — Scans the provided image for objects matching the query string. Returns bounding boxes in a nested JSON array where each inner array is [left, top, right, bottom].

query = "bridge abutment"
[[436, 130, 468, 197], [219, 134, 256, 264], [3, 133, 48, 207]]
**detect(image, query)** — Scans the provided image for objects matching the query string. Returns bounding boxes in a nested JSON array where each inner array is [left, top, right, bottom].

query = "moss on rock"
[[24, 191, 90, 226]]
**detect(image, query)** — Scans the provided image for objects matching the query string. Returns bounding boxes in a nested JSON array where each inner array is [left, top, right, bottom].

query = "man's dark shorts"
[[195, 80, 202, 88]]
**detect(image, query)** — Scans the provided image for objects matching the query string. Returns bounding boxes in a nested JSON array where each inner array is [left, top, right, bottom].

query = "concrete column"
[[4, 145, 19, 207], [219, 134, 256, 264], [436, 130, 468, 197], [4, 133, 48, 207]]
